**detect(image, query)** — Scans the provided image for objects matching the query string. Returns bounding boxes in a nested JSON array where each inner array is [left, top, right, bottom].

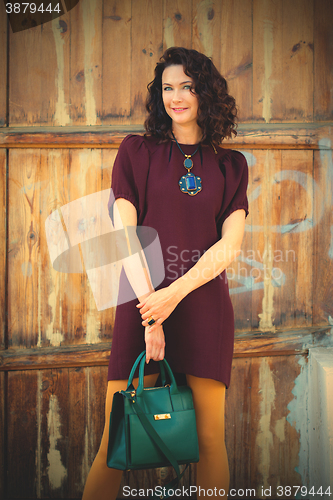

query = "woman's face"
[[162, 65, 199, 129]]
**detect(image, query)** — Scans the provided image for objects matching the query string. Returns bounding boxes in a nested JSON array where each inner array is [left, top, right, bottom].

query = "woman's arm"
[[113, 198, 165, 362], [137, 209, 246, 330], [113, 198, 154, 301]]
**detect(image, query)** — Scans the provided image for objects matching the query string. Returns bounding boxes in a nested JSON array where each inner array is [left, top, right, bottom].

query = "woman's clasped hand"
[[144, 324, 165, 363], [137, 282, 182, 330]]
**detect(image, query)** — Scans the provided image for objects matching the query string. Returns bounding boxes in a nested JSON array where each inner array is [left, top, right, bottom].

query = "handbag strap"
[[121, 391, 190, 499], [126, 351, 146, 390]]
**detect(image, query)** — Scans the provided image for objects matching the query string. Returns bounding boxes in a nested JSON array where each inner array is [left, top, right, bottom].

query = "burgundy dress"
[[107, 134, 249, 388]]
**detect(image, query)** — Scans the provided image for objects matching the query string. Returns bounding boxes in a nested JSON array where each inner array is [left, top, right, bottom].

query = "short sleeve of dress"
[[108, 134, 150, 223], [216, 150, 249, 234]]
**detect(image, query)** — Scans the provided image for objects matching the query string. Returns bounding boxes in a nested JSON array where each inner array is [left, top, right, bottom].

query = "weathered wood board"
[[0, 371, 5, 500], [226, 355, 303, 493], [0, 1, 7, 127], [1, 0, 333, 498], [0, 150, 6, 351], [2, 355, 308, 498], [5, 0, 332, 126]]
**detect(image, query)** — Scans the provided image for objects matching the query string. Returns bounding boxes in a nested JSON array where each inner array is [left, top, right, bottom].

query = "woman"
[[83, 47, 249, 499]]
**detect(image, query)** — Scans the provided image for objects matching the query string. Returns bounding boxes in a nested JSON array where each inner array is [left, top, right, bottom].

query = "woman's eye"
[[163, 86, 172, 91], [183, 85, 191, 90]]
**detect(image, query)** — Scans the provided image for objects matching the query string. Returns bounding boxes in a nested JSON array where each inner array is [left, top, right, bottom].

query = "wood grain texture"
[[314, 0, 333, 120], [50, 11, 71, 127], [40, 16, 68, 126], [280, 0, 314, 121], [4, 367, 108, 498], [253, 0, 283, 122], [220, 0, 253, 122], [163, 0, 192, 50], [278, 150, 314, 328], [226, 355, 303, 491], [8, 149, 42, 347], [102, 0, 132, 124], [8, 147, 115, 349], [0, 150, 6, 351], [228, 149, 253, 332], [68, 366, 107, 497], [312, 149, 333, 323], [1, 123, 332, 149], [131, 0, 163, 124], [244, 149, 283, 331], [4, 0, 332, 127], [1, 326, 333, 371], [0, 1, 7, 127], [38, 369, 69, 497], [192, 0, 221, 63], [7, 371, 38, 497], [226, 357, 252, 488], [70, 0, 102, 125], [10, 25, 42, 125], [246, 355, 303, 492], [0, 372, 5, 500], [9, 17, 63, 126]]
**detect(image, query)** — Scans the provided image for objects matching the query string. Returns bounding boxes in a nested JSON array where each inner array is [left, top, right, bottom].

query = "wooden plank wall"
[[0, 0, 333, 498]]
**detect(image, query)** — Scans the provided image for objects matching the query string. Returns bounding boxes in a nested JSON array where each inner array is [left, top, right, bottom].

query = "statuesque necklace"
[[172, 132, 202, 196]]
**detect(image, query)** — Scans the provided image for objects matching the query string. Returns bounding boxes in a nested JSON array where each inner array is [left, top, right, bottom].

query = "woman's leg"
[[82, 373, 159, 500], [186, 374, 229, 498]]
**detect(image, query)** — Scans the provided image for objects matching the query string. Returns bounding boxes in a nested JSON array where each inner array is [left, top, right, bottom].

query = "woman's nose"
[[172, 90, 182, 102]]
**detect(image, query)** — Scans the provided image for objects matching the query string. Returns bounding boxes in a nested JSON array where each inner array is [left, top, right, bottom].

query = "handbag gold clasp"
[[154, 413, 171, 420]]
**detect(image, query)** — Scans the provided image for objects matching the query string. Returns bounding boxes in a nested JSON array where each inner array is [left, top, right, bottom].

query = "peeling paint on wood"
[[258, 151, 276, 332], [46, 276, 65, 347], [82, 0, 97, 125], [255, 358, 276, 491], [262, 20, 274, 122], [319, 138, 333, 209], [38, 255, 42, 347], [52, 19, 70, 126], [164, 16, 175, 48], [287, 356, 309, 485], [274, 417, 286, 442], [47, 394, 67, 489], [80, 368, 96, 489]]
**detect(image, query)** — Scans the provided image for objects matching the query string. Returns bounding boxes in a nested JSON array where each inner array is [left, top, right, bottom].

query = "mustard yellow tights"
[[82, 374, 229, 500]]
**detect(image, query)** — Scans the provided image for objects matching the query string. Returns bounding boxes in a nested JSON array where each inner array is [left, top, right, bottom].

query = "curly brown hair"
[[144, 47, 237, 144]]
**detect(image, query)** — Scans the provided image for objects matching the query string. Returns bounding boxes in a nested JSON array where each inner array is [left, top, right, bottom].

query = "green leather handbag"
[[107, 351, 199, 488]]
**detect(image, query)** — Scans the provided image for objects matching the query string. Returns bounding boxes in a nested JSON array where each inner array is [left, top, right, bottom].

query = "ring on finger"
[[147, 316, 156, 326]]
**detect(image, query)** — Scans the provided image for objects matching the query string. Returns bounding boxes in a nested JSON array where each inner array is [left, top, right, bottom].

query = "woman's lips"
[[172, 108, 187, 112]]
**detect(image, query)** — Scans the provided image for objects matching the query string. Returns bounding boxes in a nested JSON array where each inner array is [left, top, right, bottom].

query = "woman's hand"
[[137, 284, 182, 332], [145, 324, 165, 363]]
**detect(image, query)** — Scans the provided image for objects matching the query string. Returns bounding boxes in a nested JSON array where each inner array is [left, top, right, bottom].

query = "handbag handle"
[[126, 351, 146, 390], [136, 353, 179, 397], [126, 351, 168, 390]]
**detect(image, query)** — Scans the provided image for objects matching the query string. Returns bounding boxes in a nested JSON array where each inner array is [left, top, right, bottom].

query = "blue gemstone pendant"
[[179, 172, 202, 196], [184, 157, 193, 169]]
